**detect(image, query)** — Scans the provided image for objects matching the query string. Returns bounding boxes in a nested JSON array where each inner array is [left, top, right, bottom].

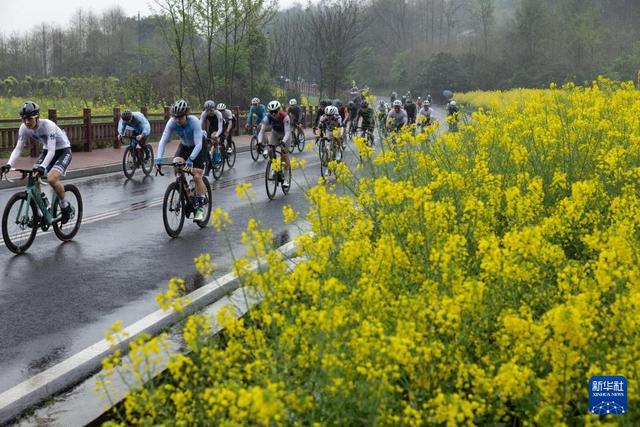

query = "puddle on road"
[[26, 345, 68, 377]]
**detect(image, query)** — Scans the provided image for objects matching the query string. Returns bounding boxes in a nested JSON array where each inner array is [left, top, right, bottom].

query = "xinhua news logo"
[[589, 376, 627, 415]]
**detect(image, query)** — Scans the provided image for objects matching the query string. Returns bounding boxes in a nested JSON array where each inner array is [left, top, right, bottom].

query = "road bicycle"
[[156, 162, 212, 238], [354, 126, 374, 146], [248, 124, 268, 162], [121, 129, 154, 179], [265, 142, 292, 200], [318, 134, 343, 179], [1, 169, 82, 253], [292, 123, 306, 153], [205, 134, 236, 181]]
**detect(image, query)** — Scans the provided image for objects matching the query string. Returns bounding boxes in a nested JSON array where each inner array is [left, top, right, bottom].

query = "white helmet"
[[267, 100, 281, 112], [449, 100, 457, 106], [384, 103, 390, 109], [251, 97, 260, 105], [325, 105, 338, 115], [216, 103, 227, 111], [424, 101, 431, 107], [393, 100, 402, 107], [289, 98, 297, 105]]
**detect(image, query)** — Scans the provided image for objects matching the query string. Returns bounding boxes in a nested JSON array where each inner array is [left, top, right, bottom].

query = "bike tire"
[[122, 146, 136, 179], [265, 158, 278, 200], [320, 140, 330, 179], [162, 182, 185, 238], [281, 162, 292, 195], [52, 184, 83, 242], [296, 128, 305, 152], [2, 192, 38, 254], [226, 140, 236, 168], [211, 144, 225, 181], [141, 144, 154, 176], [250, 136, 259, 161], [196, 177, 213, 229]]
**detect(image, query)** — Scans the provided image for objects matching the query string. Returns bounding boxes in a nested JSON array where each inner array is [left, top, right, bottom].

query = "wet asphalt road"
[[0, 141, 343, 394], [0, 107, 446, 395]]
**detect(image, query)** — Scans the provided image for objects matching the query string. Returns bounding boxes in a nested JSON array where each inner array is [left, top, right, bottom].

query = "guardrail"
[[0, 106, 320, 157]]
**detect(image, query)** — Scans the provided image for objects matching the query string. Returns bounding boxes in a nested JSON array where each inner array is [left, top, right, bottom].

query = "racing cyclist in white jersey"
[[216, 103, 236, 154], [1, 101, 74, 223], [386, 100, 408, 131], [155, 99, 208, 221], [258, 101, 291, 189]]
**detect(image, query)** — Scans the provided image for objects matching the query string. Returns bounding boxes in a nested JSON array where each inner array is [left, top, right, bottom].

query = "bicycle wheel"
[[2, 192, 38, 254], [335, 140, 344, 163], [296, 128, 305, 152], [250, 136, 259, 161], [162, 182, 185, 238], [196, 177, 213, 229], [122, 146, 136, 179], [210, 144, 225, 181], [52, 184, 83, 242], [265, 158, 278, 200], [320, 140, 330, 179], [226, 140, 236, 168], [141, 144, 154, 176], [281, 161, 292, 195]]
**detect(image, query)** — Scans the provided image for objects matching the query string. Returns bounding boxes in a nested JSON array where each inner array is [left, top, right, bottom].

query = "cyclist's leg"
[[43, 148, 72, 203]]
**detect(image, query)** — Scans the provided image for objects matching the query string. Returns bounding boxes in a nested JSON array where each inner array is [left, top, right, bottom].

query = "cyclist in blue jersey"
[[155, 99, 208, 221], [246, 97, 266, 131], [118, 109, 151, 152]]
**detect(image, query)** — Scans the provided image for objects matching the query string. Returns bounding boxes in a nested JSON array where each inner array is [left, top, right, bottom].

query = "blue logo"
[[589, 376, 627, 415]]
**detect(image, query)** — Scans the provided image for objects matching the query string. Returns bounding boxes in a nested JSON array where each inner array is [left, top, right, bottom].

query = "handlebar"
[[0, 168, 49, 184], [154, 162, 194, 177]]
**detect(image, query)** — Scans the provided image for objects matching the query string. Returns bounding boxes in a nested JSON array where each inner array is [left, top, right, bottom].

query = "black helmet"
[[171, 99, 189, 117], [319, 99, 331, 108], [19, 101, 40, 118], [121, 110, 133, 121], [333, 99, 342, 108], [348, 101, 355, 108], [362, 101, 369, 108]]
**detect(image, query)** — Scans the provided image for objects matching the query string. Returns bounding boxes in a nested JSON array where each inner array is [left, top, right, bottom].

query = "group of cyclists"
[[0, 90, 458, 247]]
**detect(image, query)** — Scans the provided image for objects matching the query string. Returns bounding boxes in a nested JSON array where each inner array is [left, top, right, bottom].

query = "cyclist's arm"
[[189, 118, 203, 161], [117, 118, 125, 136], [7, 125, 27, 167], [200, 111, 208, 131], [224, 111, 234, 134], [283, 114, 291, 143], [257, 116, 269, 144], [402, 111, 408, 125], [156, 120, 174, 162], [247, 106, 255, 124], [214, 111, 224, 138]]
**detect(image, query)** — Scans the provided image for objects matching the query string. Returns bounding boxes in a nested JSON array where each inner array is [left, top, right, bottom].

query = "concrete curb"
[[0, 238, 300, 425]]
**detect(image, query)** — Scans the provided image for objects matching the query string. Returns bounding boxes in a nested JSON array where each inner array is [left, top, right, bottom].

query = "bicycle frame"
[[19, 174, 59, 226]]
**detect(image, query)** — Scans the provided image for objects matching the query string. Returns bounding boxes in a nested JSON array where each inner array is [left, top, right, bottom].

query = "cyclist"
[[355, 101, 375, 141], [404, 98, 417, 124], [390, 91, 397, 103], [216, 103, 236, 154], [200, 100, 225, 163], [376, 101, 387, 124], [347, 100, 358, 132], [315, 105, 343, 150], [417, 101, 433, 128], [118, 109, 151, 163], [246, 97, 266, 132], [287, 98, 302, 128], [315, 99, 332, 128], [446, 99, 460, 132], [386, 100, 408, 131], [416, 96, 423, 110], [155, 99, 208, 221], [427, 93, 432, 104], [258, 100, 291, 190], [1, 101, 74, 223]]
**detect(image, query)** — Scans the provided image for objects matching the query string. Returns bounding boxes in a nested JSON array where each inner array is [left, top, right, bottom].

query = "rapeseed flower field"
[[102, 77, 640, 425]]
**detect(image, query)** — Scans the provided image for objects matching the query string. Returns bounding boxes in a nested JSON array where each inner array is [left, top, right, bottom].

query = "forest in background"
[[1, 0, 640, 110]]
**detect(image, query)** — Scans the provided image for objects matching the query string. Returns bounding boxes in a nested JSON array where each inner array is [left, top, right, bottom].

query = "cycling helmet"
[[333, 99, 342, 108], [393, 100, 402, 107], [204, 100, 216, 110], [19, 101, 40, 118], [121, 110, 133, 121], [348, 101, 355, 108], [171, 99, 189, 117], [319, 99, 331, 108], [267, 100, 281, 112], [216, 103, 227, 111], [251, 97, 260, 105], [449, 100, 457, 106], [362, 101, 369, 108], [424, 101, 431, 107], [289, 98, 297, 106], [325, 105, 338, 115]]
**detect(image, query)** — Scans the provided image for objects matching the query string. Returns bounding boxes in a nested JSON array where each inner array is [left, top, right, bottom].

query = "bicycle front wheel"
[[122, 146, 136, 179], [162, 182, 185, 238], [52, 184, 83, 242], [250, 136, 259, 161], [296, 128, 305, 152], [141, 144, 154, 176], [226, 140, 236, 168], [320, 140, 330, 179], [196, 177, 213, 229], [2, 192, 38, 254], [265, 158, 278, 200], [211, 144, 225, 181], [282, 161, 292, 195]]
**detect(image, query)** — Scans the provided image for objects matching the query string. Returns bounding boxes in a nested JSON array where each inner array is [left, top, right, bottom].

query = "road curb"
[[0, 238, 299, 425]]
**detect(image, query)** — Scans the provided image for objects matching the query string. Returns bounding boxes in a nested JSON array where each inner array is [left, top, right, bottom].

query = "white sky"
[[0, 0, 307, 35]]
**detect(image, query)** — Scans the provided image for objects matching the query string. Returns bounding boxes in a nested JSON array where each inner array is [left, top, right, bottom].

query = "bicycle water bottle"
[[188, 179, 196, 196], [41, 192, 49, 208], [215, 150, 221, 163]]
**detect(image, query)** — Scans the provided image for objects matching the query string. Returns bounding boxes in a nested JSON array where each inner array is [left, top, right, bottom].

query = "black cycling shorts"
[[38, 147, 72, 176], [174, 142, 207, 169]]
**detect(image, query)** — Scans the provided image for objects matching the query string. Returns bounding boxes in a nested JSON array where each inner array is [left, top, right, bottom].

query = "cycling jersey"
[[8, 119, 71, 169], [418, 107, 432, 121], [386, 109, 408, 128], [258, 111, 291, 145], [200, 110, 224, 138], [247, 104, 266, 125], [287, 105, 302, 125], [117, 112, 151, 137], [356, 108, 374, 130], [318, 113, 343, 133], [156, 115, 204, 163]]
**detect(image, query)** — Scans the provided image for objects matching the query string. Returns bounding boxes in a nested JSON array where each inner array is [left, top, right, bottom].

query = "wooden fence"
[[0, 105, 319, 157]]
